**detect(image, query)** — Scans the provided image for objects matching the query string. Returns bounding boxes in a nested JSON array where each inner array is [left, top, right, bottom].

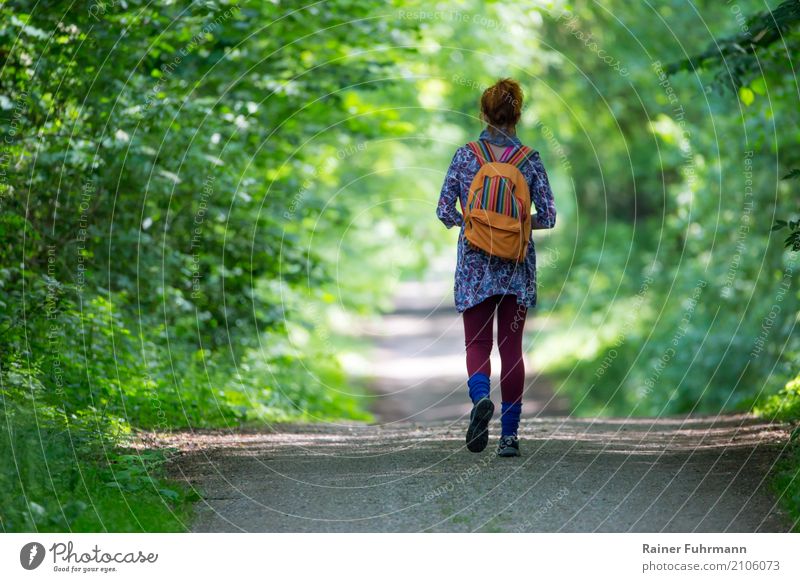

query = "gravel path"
[[164, 277, 794, 532]]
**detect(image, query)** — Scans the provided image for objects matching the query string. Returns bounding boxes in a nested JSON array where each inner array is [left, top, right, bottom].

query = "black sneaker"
[[497, 434, 520, 457], [465, 397, 494, 452]]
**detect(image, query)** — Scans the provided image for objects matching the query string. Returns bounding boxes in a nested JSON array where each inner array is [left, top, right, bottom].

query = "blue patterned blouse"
[[436, 128, 557, 313]]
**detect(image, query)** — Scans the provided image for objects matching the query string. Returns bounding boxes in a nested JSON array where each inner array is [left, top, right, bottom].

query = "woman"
[[436, 78, 557, 457]]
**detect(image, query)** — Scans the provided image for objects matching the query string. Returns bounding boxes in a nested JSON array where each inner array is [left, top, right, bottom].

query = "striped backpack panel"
[[470, 175, 520, 219]]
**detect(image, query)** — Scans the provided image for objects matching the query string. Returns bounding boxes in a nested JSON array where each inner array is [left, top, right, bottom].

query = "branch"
[[665, 0, 800, 76]]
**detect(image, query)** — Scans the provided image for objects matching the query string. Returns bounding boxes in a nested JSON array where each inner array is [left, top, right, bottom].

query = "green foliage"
[[665, 0, 800, 91], [0, 0, 424, 531], [523, 0, 800, 422], [757, 374, 800, 421], [656, 0, 800, 525], [769, 438, 800, 532], [0, 399, 194, 532], [772, 169, 800, 251]]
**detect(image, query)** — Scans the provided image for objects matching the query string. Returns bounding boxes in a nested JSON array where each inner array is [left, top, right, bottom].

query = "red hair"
[[480, 78, 523, 128]]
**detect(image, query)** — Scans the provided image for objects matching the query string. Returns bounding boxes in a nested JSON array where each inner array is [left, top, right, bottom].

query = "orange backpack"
[[462, 140, 533, 262]]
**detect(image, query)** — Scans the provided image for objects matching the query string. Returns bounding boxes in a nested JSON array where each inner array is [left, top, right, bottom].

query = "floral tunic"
[[436, 129, 557, 313]]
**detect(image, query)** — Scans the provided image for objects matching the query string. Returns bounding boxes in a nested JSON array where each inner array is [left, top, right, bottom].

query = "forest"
[[1, 0, 798, 531]]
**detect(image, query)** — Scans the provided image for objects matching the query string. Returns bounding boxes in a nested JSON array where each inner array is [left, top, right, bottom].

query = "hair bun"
[[480, 78, 523, 129]]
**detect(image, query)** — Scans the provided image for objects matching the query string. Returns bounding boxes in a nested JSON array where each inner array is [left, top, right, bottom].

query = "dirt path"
[[165, 273, 794, 532]]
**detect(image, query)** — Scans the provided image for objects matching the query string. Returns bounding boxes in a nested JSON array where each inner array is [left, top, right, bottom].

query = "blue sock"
[[500, 401, 522, 436], [467, 372, 490, 404]]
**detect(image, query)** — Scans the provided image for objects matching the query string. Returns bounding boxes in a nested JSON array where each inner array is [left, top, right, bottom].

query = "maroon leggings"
[[462, 294, 527, 404]]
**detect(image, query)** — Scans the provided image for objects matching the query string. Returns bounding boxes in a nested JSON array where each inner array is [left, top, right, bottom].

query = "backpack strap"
[[466, 140, 497, 165], [504, 145, 534, 169], [468, 141, 533, 168]]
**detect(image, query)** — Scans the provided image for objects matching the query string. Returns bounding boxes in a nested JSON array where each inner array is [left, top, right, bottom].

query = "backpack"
[[461, 140, 533, 262]]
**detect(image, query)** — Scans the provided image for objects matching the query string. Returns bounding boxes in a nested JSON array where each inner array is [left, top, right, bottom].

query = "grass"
[[769, 440, 800, 532], [0, 402, 195, 532], [755, 374, 800, 531]]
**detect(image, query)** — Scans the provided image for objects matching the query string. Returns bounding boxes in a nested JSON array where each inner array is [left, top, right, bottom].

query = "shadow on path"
[[164, 415, 792, 532]]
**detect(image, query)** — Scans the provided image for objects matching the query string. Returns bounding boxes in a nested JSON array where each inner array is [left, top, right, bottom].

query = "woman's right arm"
[[436, 148, 466, 229]]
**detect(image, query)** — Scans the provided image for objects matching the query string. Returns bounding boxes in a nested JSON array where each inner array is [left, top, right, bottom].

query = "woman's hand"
[[530, 215, 554, 230]]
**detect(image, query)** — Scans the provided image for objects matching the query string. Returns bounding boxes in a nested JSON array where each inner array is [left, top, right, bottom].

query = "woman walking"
[[436, 78, 557, 457]]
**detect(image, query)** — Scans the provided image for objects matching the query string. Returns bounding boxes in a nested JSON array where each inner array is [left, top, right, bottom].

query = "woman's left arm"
[[436, 148, 465, 229], [528, 151, 557, 230]]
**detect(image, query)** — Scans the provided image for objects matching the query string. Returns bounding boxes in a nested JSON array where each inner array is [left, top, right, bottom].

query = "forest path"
[[164, 271, 794, 532]]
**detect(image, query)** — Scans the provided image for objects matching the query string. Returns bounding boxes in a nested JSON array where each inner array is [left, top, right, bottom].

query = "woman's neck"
[[481, 125, 519, 147], [488, 125, 516, 137]]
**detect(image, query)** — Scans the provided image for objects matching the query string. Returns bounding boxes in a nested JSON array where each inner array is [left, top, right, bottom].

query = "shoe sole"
[[497, 447, 521, 457], [466, 398, 494, 453]]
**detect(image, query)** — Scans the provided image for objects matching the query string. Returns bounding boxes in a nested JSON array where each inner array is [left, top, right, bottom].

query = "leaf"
[[771, 220, 787, 231], [750, 76, 767, 95], [786, 231, 800, 251], [27, 501, 46, 519], [738, 86, 755, 106], [158, 488, 180, 500], [157, 169, 182, 184], [781, 169, 800, 180]]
